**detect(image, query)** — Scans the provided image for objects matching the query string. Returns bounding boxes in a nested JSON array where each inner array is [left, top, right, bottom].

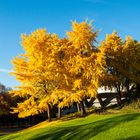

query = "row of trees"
[[0, 83, 13, 116], [10, 21, 140, 121], [0, 83, 12, 93]]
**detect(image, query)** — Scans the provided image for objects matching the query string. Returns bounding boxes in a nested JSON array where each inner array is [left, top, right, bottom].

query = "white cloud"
[[0, 69, 13, 73]]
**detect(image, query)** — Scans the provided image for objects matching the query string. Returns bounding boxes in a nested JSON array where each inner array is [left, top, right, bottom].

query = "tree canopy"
[[9, 20, 140, 119], [10, 21, 105, 119]]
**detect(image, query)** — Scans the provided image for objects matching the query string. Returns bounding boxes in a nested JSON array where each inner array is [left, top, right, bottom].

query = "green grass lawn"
[[1, 112, 140, 140]]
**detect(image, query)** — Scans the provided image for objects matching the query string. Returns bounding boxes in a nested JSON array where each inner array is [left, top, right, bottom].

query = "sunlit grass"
[[1, 112, 140, 140]]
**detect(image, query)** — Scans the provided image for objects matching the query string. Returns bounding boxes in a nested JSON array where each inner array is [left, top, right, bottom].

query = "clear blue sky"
[[0, 0, 140, 88]]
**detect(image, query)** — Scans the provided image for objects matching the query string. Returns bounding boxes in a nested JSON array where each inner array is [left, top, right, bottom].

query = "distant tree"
[[0, 83, 6, 93], [99, 32, 124, 104], [122, 37, 140, 99], [99, 32, 140, 102], [0, 93, 9, 115], [0, 83, 13, 116]]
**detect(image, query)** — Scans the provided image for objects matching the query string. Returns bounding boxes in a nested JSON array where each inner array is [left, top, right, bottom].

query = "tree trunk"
[[89, 97, 96, 107], [58, 107, 62, 119], [77, 103, 81, 112], [116, 84, 121, 105], [28, 116, 31, 125], [126, 78, 130, 101], [136, 84, 140, 98], [97, 94, 104, 109], [117, 92, 121, 105], [32, 116, 35, 124], [85, 99, 91, 108], [80, 101, 86, 116], [47, 104, 51, 121]]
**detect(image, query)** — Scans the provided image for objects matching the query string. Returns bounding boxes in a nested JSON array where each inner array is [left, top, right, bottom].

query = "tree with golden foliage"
[[10, 20, 105, 120], [58, 21, 105, 115], [10, 30, 65, 120], [122, 37, 140, 99], [100, 32, 140, 103], [99, 32, 124, 103]]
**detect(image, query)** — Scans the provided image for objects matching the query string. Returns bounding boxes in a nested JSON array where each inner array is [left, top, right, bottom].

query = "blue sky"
[[0, 0, 140, 88]]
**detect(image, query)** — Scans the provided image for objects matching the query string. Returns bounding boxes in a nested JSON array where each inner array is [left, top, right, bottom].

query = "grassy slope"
[[1, 112, 140, 140]]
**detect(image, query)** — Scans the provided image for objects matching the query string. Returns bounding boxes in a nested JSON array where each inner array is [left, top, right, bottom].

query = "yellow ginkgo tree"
[[57, 21, 105, 115], [122, 37, 140, 99], [10, 20, 105, 119], [99, 32, 140, 103], [99, 32, 124, 104], [10, 29, 66, 120]]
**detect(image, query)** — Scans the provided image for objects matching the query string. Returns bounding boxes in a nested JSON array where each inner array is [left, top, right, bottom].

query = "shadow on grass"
[[29, 113, 140, 140], [117, 135, 140, 140], [0, 127, 27, 136]]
